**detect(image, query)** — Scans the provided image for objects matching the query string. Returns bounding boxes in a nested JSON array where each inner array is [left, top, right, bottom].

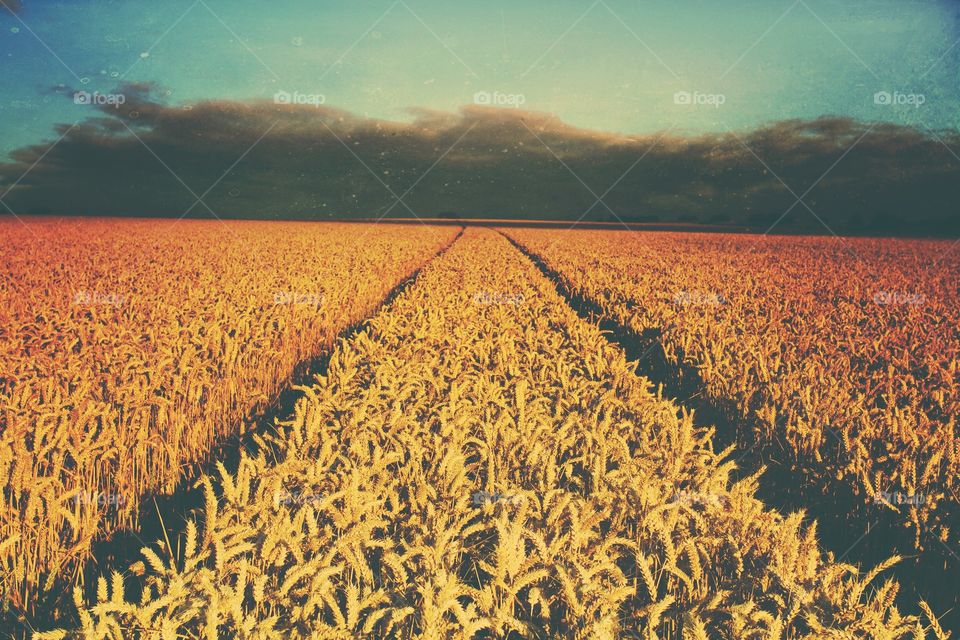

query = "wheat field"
[[1, 221, 956, 638], [504, 228, 960, 613], [0, 218, 458, 620]]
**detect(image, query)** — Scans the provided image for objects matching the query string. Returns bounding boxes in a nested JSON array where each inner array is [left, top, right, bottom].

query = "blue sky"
[[0, 0, 958, 159]]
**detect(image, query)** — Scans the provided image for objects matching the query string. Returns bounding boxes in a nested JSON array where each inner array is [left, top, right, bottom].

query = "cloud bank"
[[1, 84, 958, 234]]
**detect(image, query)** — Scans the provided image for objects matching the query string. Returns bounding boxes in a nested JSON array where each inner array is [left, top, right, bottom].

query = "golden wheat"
[[508, 232, 960, 515], [43, 228, 932, 639], [0, 218, 458, 615], [505, 227, 960, 619]]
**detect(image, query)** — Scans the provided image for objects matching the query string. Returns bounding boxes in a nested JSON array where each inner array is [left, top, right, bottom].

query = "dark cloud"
[[2, 84, 958, 235], [1, 0, 21, 13]]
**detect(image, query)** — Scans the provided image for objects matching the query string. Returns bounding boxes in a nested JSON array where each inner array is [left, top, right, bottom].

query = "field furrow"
[[0, 219, 460, 619], [46, 228, 930, 639], [501, 227, 960, 628]]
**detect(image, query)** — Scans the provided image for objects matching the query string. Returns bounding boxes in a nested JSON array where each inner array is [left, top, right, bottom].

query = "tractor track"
[[495, 227, 954, 630], [7, 227, 465, 638]]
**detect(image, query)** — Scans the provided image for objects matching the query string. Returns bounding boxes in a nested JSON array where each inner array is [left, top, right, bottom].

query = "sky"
[[0, 0, 958, 231], [1, 0, 958, 157]]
